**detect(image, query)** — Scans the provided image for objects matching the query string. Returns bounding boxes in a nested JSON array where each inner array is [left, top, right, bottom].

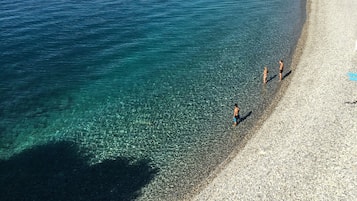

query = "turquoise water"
[[0, 0, 306, 200]]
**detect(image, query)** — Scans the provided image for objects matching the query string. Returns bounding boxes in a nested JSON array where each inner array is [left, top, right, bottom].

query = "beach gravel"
[[193, 0, 357, 200]]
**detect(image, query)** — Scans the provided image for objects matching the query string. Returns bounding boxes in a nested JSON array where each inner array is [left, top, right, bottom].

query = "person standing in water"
[[279, 60, 284, 81], [263, 66, 268, 84], [233, 103, 240, 126]]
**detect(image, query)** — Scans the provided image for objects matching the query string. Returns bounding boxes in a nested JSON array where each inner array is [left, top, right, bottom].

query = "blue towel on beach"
[[348, 72, 357, 81]]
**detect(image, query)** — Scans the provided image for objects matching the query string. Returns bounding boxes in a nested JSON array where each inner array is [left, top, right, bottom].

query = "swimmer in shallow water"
[[279, 60, 284, 81], [263, 66, 268, 84], [233, 103, 240, 126]]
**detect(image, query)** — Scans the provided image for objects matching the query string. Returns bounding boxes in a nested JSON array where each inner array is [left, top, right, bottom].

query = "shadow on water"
[[240, 111, 252, 123], [282, 70, 292, 80], [267, 74, 277, 83], [0, 141, 158, 201]]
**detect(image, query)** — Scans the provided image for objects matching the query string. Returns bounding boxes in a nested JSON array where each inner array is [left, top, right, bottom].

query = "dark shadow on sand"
[[0, 141, 158, 201], [240, 111, 252, 123], [282, 70, 292, 80], [266, 74, 277, 83], [345, 100, 357, 105]]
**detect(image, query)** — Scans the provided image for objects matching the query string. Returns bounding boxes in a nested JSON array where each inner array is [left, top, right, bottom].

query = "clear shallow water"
[[0, 0, 305, 200]]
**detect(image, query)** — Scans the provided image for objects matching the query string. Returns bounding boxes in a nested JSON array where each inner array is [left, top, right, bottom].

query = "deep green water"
[[0, 0, 306, 200]]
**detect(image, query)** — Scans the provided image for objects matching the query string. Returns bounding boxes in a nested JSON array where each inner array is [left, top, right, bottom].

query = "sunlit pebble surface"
[[193, 0, 357, 200]]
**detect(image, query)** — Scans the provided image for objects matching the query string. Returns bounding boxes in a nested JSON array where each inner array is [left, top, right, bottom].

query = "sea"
[[0, 0, 306, 200]]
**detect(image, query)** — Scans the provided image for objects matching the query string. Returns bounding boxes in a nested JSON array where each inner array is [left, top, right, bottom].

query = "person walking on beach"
[[233, 103, 240, 126], [263, 66, 268, 84], [279, 60, 284, 81]]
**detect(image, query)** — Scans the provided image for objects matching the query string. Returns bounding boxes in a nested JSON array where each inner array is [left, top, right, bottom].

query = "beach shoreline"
[[184, 1, 310, 199], [191, 0, 357, 200]]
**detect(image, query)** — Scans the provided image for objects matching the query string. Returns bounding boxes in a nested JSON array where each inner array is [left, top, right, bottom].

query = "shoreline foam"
[[192, 0, 357, 200]]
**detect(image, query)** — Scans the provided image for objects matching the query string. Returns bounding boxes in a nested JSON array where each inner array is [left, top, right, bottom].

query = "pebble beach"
[[193, 0, 357, 200]]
